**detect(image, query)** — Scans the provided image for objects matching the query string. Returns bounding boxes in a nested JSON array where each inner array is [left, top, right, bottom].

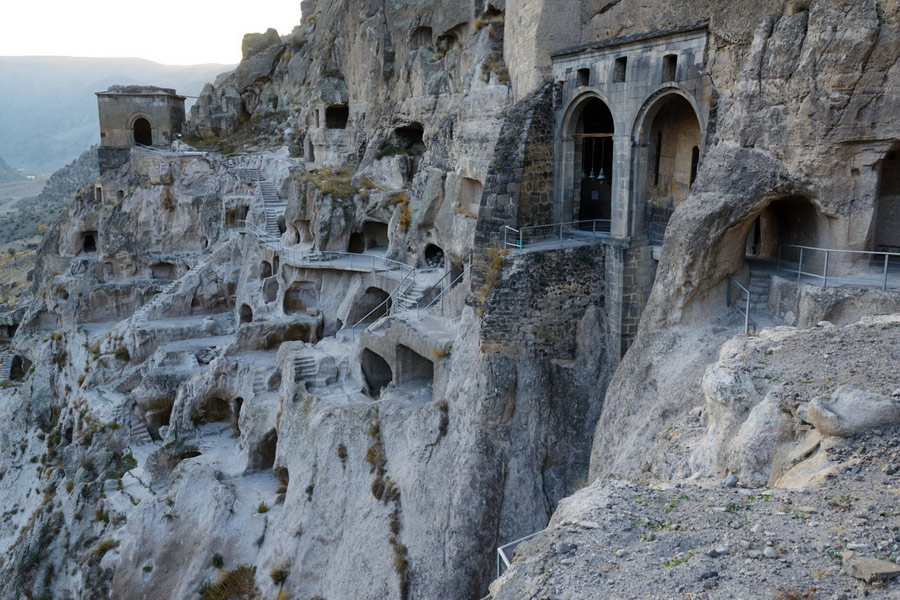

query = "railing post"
[[777, 245, 782, 271], [822, 250, 829, 287], [884, 254, 890, 291], [504, 227, 508, 248], [518, 229, 522, 249], [744, 288, 750, 335], [797, 247, 803, 283], [726, 277, 732, 307]]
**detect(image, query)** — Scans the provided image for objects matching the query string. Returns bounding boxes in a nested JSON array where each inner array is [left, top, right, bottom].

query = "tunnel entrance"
[[133, 117, 152, 146], [81, 231, 98, 254], [347, 287, 391, 324], [641, 94, 701, 245], [361, 349, 393, 396], [745, 196, 826, 261], [192, 397, 232, 425], [573, 98, 614, 224], [10, 355, 32, 381], [875, 149, 900, 253]]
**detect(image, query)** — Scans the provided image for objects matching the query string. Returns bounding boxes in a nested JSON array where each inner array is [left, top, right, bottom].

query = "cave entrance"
[[226, 205, 250, 228], [361, 348, 393, 396], [250, 429, 278, 471], [10, 355, 31, 381], [81, 231, 98, 254], [424, 243, 445, 268], [396, 344, 434, 385], [240, 304, 253, 324], [571, 99, 614, 227], [362, 221, 388, 250], [192, 397, 232, 425], [348, 232, 365, 254], [745, 196, 826, 262], [347, 287, 391, 324], [150, 262, 176, 280], [639, 94, 701, 245], [875, 148, 900, 253], [325, 105, 349, 129], [133, 117, 152, 146], [283, 281, 317, 314], [261, 260, 273, 279]]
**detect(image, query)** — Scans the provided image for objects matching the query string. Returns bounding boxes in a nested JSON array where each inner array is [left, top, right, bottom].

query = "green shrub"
[[114, 346, 130, 362]]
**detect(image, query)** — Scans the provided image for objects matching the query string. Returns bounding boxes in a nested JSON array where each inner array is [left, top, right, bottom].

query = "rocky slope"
[[0, 154, 24, 183], [491, 316, 900, 599]]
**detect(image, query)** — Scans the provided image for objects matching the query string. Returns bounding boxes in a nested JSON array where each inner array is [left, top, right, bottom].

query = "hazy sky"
[[0, 1, 301, 65]]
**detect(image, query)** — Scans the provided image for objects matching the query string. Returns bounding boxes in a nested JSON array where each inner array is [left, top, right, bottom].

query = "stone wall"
[[605, 243, 656, 358], [479, 244, 606, 359]]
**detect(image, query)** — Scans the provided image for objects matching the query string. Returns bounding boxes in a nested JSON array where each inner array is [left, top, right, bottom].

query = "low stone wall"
[[478, 244, 606, 359], [769, 275, 900, 327]]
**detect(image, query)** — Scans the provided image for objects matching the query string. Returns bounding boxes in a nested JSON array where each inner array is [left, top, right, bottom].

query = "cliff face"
[[0, 1, 608, 599], [590, 0, 900, 481], [3, 0, 900, 598]]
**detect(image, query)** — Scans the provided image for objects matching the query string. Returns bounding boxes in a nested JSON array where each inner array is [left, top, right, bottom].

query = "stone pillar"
[[611, 134, 632, 238]]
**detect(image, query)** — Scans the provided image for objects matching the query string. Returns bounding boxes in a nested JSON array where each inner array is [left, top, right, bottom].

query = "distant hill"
[[0, 56, 233, 174], [0, 155, 24, 183]]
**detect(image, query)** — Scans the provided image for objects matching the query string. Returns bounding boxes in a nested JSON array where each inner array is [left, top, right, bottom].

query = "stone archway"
[[133, 117, 152, 146], [560, 94, 615, 226], [632, 90, 703, 245]]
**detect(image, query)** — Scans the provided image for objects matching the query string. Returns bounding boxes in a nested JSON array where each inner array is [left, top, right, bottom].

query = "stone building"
[[96, 85, 186, 172]]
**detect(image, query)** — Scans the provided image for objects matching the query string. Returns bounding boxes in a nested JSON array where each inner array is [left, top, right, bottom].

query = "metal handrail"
[[504, 219, 611, 249], [777, 244, 900, 291], [496, 531, 542, 579], [405, 251, 473, 317], [727, 275, 751, 335], [347, 267, 417, 332], [132, 142, 205, 157], [236, 220, 415, 276]]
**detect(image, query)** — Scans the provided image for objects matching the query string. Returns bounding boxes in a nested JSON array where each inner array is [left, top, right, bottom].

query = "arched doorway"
[[573, 98, 614, 224], [634, 92, 702, 244], [133, 117, 152, 146]]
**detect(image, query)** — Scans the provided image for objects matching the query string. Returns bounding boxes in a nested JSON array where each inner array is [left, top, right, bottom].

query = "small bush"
[[336, 443, 348, 464], [94, 508, 109, 523], [269, 567, 289, 586], [257, 502, 269, 514], [93, 539, 119, 559], [197, 564, 258, 600], [211, 553, 224, 569], [114, 346, 130, 362]]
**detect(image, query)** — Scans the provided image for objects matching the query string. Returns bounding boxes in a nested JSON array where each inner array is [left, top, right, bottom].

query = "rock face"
[[591, 0, 900, 481], [3, 0, 900, 598]]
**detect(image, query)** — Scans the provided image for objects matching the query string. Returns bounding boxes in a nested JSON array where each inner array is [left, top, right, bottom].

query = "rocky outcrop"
[[591, 0, 900, 481]]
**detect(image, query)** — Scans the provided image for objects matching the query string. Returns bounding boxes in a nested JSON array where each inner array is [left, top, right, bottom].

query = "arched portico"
[[631, 86, 704, 244], [557, 91, 626, 233]]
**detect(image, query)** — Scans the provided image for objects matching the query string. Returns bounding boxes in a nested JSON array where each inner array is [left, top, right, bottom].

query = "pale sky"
[[0, 1, 302, 65]]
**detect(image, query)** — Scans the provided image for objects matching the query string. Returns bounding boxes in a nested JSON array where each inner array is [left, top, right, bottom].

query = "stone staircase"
[[748, 268, 773, 313], [294, 355, 319, 389], [114, 399, 154, 446], [396, 279, 430, 312], [237, 168, 285, 237], [0, 352, 13, 381]]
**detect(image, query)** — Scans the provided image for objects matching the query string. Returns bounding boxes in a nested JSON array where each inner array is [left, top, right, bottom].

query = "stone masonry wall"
[[605, 243, 656, 359], [479, 244, 606, 359]]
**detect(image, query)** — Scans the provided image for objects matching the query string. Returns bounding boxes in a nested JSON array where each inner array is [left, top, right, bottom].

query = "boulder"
[[807, 386, 900, 437], [841, 551, 900, 584]]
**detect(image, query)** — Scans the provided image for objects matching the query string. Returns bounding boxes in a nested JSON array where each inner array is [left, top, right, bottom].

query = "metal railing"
[[777, 244, 900, 291], [726, 275, 751, 335], [132, 142, 205, 157], [496, 531, 542, 579], [346, 268, 417, 332], [503, 219, 611, 249], [236, 220, 414, 275], [408, 252, 472, 319]]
